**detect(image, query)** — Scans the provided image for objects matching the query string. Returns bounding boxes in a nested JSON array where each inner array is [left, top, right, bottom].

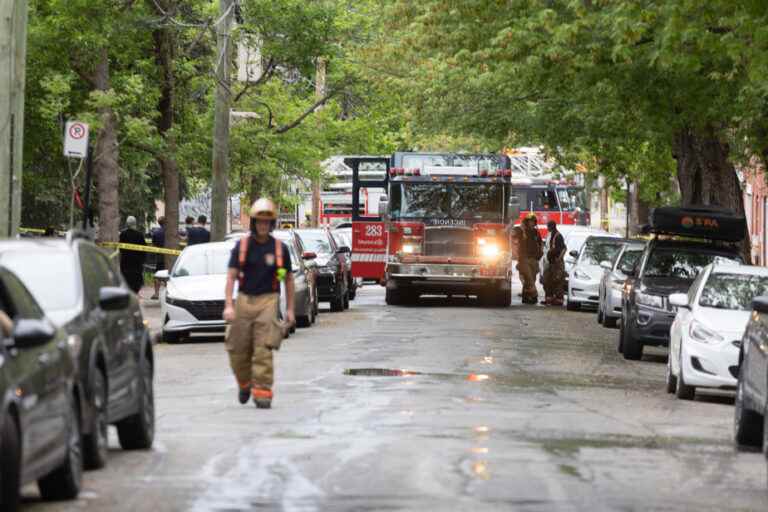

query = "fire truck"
[[509, 178, 590, 233], [347, 152, 518, 306]]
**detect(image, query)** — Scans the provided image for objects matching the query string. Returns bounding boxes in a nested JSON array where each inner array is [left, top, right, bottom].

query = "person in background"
[[542, 220, 567, 306], [518, 213, 543, 304], [119, 216, 147, 295], [180, 216, 195, 241], [151, 217, 166, 300], [188, 215, 211, 245]]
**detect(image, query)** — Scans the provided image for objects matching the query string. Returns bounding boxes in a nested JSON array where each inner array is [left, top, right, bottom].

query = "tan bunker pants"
[[226, 292, 282, 391]]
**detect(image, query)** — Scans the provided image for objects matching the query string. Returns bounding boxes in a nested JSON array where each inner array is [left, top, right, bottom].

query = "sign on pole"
[[64, 121, 89, 158]]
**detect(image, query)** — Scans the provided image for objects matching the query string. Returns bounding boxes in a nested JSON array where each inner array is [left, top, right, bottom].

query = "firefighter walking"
[[517, 214, 543, 304], [223, 198, 295, 409], [542, 220, 567, 306]]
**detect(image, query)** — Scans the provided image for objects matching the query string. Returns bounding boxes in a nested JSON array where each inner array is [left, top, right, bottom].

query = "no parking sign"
[[64, 121, 89, 158]]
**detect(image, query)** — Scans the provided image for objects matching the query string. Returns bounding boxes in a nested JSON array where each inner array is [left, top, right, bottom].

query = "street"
[[20, 285, 768, 511]]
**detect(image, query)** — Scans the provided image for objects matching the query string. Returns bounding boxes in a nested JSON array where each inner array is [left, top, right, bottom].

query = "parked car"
[[597, 241, 646, 328], [667, 264, 768, 400], [294, 229, 350, 312], [566, 234, 624, 311], [734, 296, 768, 450], [620, 239, 741, 360], [158, 241, 235, 342], [272, 230, 319, 327], [0, 236, 155, 471], [562, 227, 609, 276], [332, 227, 361, 300], [0, 266, 82, 510]]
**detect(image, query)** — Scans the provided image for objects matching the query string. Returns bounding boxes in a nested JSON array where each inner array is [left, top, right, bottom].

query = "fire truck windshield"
[[390, 183, 506, 222], [557, 187, 587, 212]]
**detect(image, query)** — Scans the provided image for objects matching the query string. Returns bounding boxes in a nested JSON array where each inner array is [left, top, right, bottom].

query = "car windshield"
[[390, 183, 505, 221], [616, 248, 643, 270], [699, 273, 768, 311], [297, 232, 333, 256], [580, 239, 623, 266], [643, 249, 740, 279], [1, 250, 80, 311], [172, 246, 232, 277]]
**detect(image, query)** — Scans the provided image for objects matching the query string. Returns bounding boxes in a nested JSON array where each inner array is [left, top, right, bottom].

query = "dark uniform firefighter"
[[223, 198, 295, 409], [517, 213, 543, 304], [542, 220, 567, 306]]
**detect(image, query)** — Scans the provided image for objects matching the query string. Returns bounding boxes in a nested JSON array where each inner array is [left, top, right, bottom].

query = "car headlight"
[[67, 334, 83, 358], [689, 320, 724, 344], [573, 269, 591, 280], [610, 276, 626, 290], [479, 243, 500, 259], [635, 291, 663, 308]]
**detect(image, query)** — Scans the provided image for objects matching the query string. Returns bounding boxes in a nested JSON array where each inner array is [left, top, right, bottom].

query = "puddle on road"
[[344, 368, 424, 377]]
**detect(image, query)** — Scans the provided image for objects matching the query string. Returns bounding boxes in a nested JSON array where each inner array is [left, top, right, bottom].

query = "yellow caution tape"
[[101, 242, 182, 256]]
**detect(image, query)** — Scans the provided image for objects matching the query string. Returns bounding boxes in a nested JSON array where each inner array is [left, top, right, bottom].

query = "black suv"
[[0, 235, 155, 470], [0, 266, 82, 510], [295, 229, 350, 312], [734, 296, 768, 453]]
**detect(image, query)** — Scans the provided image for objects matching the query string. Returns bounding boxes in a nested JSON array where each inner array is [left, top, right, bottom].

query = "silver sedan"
[[597, 241, 645, 328]]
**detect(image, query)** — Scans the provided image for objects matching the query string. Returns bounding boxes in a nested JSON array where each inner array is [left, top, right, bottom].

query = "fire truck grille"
[[423, 227, 475, 257]]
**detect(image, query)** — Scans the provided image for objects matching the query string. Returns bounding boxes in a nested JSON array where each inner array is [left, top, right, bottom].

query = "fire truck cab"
[[510, 177, 590, 233], [348, 152, 518, 307]]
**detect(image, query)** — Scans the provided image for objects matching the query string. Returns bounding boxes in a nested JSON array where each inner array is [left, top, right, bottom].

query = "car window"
[[1, 249, 80, 312], [643, 249, 740, 279], [172, 246, 232, 277], [699, 273, 768, 311], [524, 189, 558, 211], [80, 246, 118, 306], [0, 271, 43, 320], [579, 240, 623, 266], [615, 248, 642, 271]]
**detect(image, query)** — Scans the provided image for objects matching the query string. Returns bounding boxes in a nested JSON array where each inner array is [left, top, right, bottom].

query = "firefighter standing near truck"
[[517, 213, 543, 304], [542, 220, 567, 306], [223, 198, 295, 409]]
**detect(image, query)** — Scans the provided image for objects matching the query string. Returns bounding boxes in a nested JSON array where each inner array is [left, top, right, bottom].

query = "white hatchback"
[[667, 263, 768, 399]]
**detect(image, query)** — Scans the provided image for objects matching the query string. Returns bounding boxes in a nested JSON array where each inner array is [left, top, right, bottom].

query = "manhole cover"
[[344, 368, 422, 377]]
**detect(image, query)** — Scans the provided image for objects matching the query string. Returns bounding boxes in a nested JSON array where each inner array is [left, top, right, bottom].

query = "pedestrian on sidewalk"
[[180, 216, 195, 242], [518, 213, 543, 304], [119, 216, 147, 295], [542, 220, 566, 306], [187, 215, 210, 245], [223, 198, 295, 409], [151, 217, 166, 300]]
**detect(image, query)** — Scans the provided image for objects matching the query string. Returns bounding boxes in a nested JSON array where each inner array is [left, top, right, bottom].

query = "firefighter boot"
[[252, 388, 273, 409], [238, 384, 251, 404]]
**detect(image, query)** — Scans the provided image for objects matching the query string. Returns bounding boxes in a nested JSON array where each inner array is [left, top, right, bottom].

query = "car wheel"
[[604, 316, 618, 328], [83, 368, 109, 469], [0, 413, 21, 512], [343, 290, 350, 310], [734, 373, 763, 449], [496, 287, 511, 308], [617, 320, 624, 354], [597, 307, 604, 325], [162, 330, 183, 344], [313, 288, 319, 317], [38, 395, 82, 501], [385, 287, 403, 306], [675, 363, 695, 400], [621, 320, 643, 361], [117, 351, 155, 450], [566, 299, 579, 311], [665, 355, 677, 394], [296, 297, 312, 328]]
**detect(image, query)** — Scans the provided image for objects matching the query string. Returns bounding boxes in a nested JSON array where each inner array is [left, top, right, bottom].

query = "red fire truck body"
[[510, 177, 590, 235], [348, 152, 516, 307]]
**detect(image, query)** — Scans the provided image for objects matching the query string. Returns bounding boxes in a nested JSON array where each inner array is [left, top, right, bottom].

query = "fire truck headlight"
[[479, 243, 500, 259], [402, 244, 416, 254]]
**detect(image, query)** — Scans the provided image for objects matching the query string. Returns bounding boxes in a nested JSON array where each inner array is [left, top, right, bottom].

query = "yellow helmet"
[[525, 212, 537, 221], [249, 198, 277, 220]]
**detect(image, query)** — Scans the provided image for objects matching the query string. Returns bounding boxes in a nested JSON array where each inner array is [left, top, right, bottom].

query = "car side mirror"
[[569, 250, 579, 259], [600, 260, 612, 271], [154, 269, 169, 281], [337, 246, 351, 254], [668, 293, 689, 309], [619, 263, 636, 276], [12, 319, 56, 348], [100, 286, 131, 311], [302, 251, 317, 260]]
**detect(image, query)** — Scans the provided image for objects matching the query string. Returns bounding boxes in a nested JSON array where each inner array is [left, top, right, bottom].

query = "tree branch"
[[274, 92, 337, 134], [234, 58, 276, 104]]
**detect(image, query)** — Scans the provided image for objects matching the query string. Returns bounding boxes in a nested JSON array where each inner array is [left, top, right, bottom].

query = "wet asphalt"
[[21, 285, 768, 511]]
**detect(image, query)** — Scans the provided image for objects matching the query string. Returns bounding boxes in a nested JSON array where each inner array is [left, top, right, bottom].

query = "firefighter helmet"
[[249, 198, 277, 220], [525, 212, 537, 221]]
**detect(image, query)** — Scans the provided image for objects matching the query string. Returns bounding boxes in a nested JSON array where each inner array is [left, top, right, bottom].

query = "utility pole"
[[211, 0, 234, 241], [0, 0, 28, 238], [311, 58, 326, 227]]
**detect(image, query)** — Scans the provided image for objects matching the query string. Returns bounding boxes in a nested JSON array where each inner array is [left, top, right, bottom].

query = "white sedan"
[[667, 263, 768, 399]]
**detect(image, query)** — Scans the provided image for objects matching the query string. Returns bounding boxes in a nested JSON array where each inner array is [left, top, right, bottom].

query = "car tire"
[[617, 320, 625, 354], [604, 316, 618, 328], [566, 299, 579, 311], [330, 292, 344, 312], [621, 320, 643, 361], [162, 330, 183, 344], [597, 308, 604, 324], [83, 368, 109, 470], [0, 413, 21, 512], [734, 373, 763, 449], [496, 287, 511, 308], [665, 356, 677, 394], [385, 287, 403, 306], [116, 351, 154, 450], [343, 290, 350, 310], [297, 298, 313, 328], [38, 395, 82, 501], [675, 364, 695, 400]]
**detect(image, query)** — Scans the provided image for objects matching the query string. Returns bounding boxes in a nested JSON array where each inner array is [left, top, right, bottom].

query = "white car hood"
[[572, 264, 603, 282], [167, 274, 228, 301], [697, 307, 750, 340]]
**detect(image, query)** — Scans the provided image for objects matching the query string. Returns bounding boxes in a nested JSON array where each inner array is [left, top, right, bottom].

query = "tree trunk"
[[673, 127, 750, 262], [628, 181, 650, 236], [150, 0, 180, 266], [93, 48, 120, 242]]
